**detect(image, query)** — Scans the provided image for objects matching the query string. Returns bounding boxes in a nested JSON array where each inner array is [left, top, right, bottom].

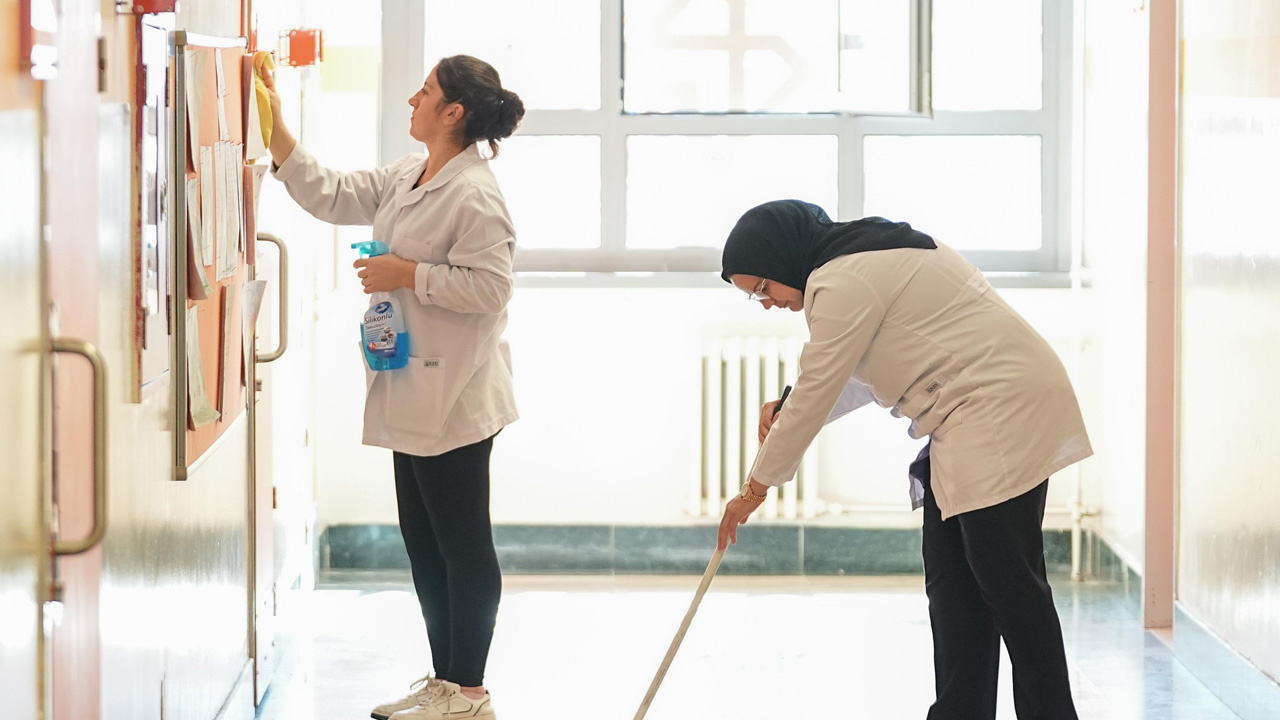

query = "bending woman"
[[718, 199, 1092, 720], [262, 55, 523, 720]]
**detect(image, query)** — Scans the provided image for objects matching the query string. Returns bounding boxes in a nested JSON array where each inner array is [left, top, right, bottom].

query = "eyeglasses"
[[746, 277, 770, 302]]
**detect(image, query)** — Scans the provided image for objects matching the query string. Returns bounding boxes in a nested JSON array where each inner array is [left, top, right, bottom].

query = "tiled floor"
[[256, 572, 1243, 719]]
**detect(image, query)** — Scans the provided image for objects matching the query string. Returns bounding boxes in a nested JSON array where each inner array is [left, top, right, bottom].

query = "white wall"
[[1076, 0, 1151, 572]]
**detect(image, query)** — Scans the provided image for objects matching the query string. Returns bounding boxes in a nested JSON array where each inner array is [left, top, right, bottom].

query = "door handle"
[[50, 338, 109, 556], [255, 233, 289, 363]]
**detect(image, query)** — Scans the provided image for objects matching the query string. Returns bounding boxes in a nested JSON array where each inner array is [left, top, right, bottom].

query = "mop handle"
[[632, 547, 727, 720]]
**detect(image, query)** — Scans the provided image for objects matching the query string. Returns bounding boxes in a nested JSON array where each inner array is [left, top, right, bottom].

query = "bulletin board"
[[169, 31, 251, 480]]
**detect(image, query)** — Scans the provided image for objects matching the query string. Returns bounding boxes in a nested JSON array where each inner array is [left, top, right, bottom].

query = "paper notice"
[[223, 143, 240, 276], [217, 96, 230, 142], [186, 178, 211, 300], [244, 76, 268, 160], [186, 306, 221, 428], [249, 162, 268, 210], [214, 46, 226, 95], [199, 147, 215, 266], [186, 176, 206, 264], [241, 279, 268, 384], [234, 143, 245, 253], [214, 49, 229, 141], [183, 50, 206, 165], [249, 163, 268, 241], [214, 143, 230, 280], [218, 284, 240, 413]]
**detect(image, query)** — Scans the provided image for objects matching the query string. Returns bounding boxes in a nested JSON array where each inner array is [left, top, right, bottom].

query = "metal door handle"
[[51, 338, 109, 556], [255, 233, 289, 363]]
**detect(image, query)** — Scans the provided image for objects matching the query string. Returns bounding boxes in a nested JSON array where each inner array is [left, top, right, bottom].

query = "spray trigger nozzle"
[[351, 240, 390, 258]]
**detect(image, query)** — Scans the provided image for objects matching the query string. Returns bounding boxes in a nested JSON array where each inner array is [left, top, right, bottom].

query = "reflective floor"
[[256, 573, 1242, 719]]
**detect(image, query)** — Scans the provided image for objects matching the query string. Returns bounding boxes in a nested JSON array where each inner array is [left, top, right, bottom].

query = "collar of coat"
[[399, 144, 484, 198]]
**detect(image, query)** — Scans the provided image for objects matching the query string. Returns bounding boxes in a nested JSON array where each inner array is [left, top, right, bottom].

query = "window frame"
[[384, 0, 1074, 284]]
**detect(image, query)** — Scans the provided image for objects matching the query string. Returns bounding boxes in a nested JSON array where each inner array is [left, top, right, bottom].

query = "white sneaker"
[[371, 675, 445, 720], [388, 681, 495, 719]]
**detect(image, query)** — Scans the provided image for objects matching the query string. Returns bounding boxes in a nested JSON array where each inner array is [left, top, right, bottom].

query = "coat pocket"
[[380, 356, 448, 437]]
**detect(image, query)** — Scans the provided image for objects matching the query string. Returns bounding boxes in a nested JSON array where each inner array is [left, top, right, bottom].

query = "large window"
[[392, 0, 1070, 279]]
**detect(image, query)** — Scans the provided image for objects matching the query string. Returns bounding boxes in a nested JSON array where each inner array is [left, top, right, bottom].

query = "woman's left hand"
[[717, 493, 763, 550], [354, 254, 417, 294]]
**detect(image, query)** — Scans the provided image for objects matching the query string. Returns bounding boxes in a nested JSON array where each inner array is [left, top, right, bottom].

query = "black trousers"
[[393, 435, 502, 688], [918, 451, 1079, 720]]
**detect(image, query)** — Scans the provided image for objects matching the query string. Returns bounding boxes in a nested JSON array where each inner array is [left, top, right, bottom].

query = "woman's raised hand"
[[255, 53, 282, 121], [256, 55, 296, 166]]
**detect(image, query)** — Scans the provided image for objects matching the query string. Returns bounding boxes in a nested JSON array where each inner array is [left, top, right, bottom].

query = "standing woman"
[[718, 200, 1092, 720], [262, 56, 523, 720]]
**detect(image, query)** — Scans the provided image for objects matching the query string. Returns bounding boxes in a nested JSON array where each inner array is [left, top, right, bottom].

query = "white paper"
[[218, 284, 239, 413], [185, 178, 211, 300], [217, 96, 230, 142], [234, 144, 245, 253], [223, 144, 240, 277], [186, 306, 221, 428], [185, 176, 205, 264], [183, 50, 206, 164], [244, 79, 268, 160], [214, 143, 230, 280], [249, 163, 268, 230], [214, 47, 226, 95], [241, 279, 268, 384], [228, 143, 238, 276], [214, 50, 229, 141], [199, 147, 215, 266]]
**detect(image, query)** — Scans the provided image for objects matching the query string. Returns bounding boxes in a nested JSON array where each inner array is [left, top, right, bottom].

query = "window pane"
[[839, 0, 914, 113], [625, 0, 909, 113], [626, 136, 838, 249], [489, 136, 601, 250], [932, 0, 1042, 111], [423, 0, 599, 110], [863, 135, 1041, 251]]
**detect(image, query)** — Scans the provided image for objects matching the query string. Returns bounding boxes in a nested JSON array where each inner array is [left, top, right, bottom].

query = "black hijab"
[[721, 199, 937, 293]]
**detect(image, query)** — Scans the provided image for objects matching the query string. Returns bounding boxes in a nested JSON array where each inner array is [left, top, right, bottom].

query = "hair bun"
[[490, 88, 525, 141]]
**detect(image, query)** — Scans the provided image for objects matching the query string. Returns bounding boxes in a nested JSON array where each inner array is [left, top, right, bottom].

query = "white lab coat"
[[749, 244, 1093, 520], [273, 144, 518, 457]]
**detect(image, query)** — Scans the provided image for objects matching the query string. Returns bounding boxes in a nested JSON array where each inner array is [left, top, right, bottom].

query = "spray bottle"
[[351, 241, 410, 371]]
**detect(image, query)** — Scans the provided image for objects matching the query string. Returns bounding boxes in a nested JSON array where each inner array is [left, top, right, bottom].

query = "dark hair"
[[434, 55, 525, 156]]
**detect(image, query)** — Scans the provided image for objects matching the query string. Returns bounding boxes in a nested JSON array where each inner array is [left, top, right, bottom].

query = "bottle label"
[[362, 301, 400, 359]]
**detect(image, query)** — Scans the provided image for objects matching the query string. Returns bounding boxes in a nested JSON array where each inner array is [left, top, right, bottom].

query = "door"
[[251, 233, 289, 703], [0, 1, 50, 717], [44, 0, 106, 718]]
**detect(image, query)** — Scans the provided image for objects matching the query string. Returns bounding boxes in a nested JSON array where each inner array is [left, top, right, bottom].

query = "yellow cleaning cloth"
[[252, 51, 275, 148]]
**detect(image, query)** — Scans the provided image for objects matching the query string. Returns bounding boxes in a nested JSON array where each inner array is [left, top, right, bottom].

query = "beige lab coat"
[[274, 144, 518, 457], [749, 244, 1093, 519]]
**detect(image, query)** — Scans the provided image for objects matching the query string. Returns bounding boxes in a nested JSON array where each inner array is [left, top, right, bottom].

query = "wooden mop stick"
[[632, 547, 727, 720]]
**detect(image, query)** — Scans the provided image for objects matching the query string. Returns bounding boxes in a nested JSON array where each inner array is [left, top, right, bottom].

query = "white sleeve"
[[272, 145, 403, 226], [748, 277, 886, 487], [412, 182, 516, 314], [825, 378, 876, 426]]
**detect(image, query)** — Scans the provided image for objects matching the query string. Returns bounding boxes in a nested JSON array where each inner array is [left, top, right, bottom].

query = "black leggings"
[[393, 435, 501, 688], [918, 450, 1079, 720]]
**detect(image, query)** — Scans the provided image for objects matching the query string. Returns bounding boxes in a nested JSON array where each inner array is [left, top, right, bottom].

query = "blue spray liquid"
[[352, 241, 410, 371]]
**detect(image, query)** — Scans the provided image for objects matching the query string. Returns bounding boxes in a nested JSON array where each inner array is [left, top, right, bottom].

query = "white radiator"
[[693, 337, 822, 520]]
